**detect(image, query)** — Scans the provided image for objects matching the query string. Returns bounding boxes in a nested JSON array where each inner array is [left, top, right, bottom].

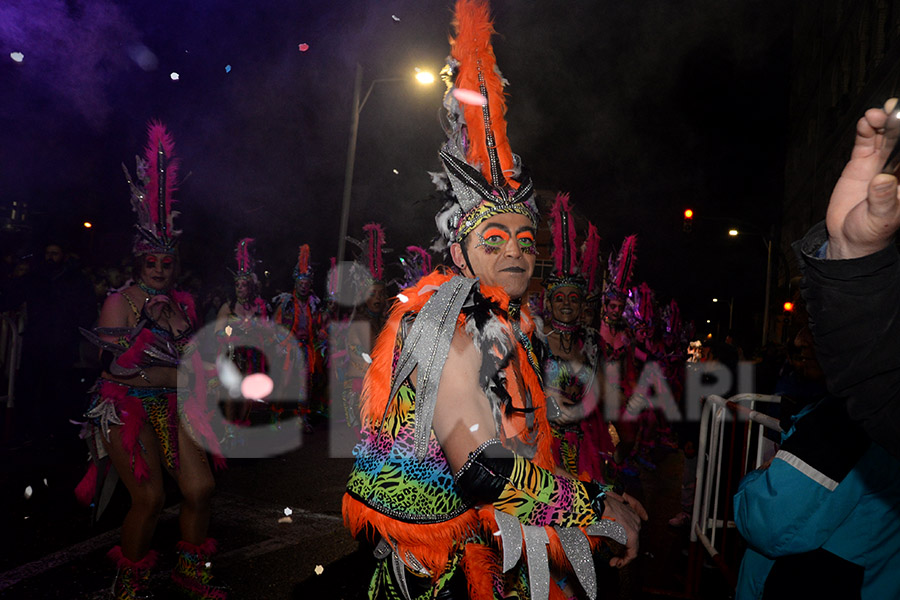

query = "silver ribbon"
[[586, 519, 628, 546], [493, 508, 523, 572], [522, 525, 550, 600], [85, 399, 124, 442], [555, 527, 597, 599], [390, 552, 412, 600], [387, 276, 476, 460]]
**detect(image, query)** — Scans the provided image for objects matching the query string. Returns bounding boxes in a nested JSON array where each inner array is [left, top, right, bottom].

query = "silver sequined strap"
[[387, 276, 477, 460], [391, 552, 413, 600], [555, 527, 597, 600], [586, 519, 628, 546], [492, 508, 523, 572], [522, 525, 551, 600]]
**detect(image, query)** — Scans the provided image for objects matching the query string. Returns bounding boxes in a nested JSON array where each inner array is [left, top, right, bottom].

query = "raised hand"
[[826, 98, 900, 259]]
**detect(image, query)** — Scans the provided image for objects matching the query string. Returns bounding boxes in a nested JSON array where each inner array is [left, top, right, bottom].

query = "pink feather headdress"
[[122, 121, 182, 255], [399, 245, 433, 289], [544, 192, 586, 294], [363, 223, 386, 283], [605, 234, 638, 300], [233, 238, 257, 281]]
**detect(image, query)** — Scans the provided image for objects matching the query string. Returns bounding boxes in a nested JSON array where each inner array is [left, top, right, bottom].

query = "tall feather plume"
[[614, 234, 638, 291], [144, 121, 179, 240], [451, 0, 518, 190], [549, 193, 578, 276], [297, 244, 310, 276], [581, 223, 602, 294], [638, 282, 654, 322], [363, 223, 385, 281], [235, 238, 255, 275]]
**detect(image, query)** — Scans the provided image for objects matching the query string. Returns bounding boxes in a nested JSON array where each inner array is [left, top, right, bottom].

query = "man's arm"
[[431, 328, 646, 567], [797, 99, 900, 458]]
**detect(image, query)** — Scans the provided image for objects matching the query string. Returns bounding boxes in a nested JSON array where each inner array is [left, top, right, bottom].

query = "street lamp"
[[336, 64, 436, 271], [728, 228, 774, 347]]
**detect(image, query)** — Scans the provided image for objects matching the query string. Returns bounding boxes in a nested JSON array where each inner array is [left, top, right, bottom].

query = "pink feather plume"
[[406, 246, 432, 276], [614, 235, 638, 290], [363, 223, 385, 281], [549, 193, 578, 275], [144, 121, 179, 234], [235, 238, 255, 274]]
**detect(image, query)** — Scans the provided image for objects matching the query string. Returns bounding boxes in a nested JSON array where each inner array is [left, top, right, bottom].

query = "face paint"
[[516, 230, 536, 255], [476, 227, 510, 254]]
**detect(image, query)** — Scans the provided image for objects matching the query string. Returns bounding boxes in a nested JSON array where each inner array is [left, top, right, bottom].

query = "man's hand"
[[601, 491, 649, 568], [827, 98, 900, 259]]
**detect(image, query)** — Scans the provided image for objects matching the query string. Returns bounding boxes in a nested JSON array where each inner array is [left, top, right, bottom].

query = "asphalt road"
[[0, 412, 731, 599]]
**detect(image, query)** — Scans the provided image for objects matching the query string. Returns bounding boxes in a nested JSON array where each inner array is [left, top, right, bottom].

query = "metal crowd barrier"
[[685, 393, 782, 597]]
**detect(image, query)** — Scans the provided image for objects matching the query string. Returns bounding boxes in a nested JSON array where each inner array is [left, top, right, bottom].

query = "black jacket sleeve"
[[793, 221, 900, 459]]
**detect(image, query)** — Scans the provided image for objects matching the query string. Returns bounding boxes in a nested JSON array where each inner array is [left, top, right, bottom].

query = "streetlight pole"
[[761, 237, 772, 347], [336, 65, 420, 269]]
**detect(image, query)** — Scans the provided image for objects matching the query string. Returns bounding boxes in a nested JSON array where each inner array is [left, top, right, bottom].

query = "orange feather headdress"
[[433, 0, 538, 249]]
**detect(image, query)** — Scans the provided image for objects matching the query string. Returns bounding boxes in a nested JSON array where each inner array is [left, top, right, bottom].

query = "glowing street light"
[[337, 65, 437, 271], [728, 229, 739, 236]]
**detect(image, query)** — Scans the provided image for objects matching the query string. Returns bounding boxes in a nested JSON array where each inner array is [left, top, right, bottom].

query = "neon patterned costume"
[[344, 272, 623, 600]]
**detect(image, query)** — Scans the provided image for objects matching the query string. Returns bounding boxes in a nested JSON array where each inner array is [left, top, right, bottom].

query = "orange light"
[[783, 301, 794, 312], [684, 209, 693, 219], [83, 222, 92, 228]]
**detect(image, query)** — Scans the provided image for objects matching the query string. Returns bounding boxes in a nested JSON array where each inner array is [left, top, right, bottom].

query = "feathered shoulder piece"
[[433, 0, 538, 250], [122, 121, 181, 255]]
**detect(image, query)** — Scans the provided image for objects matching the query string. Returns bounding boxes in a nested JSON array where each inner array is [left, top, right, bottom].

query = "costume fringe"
[[344, 494, 483, 575], [581, 223, 602, 294], [117, 329, 156, 369], [108, 545, 159, 570], [461, 542, 500, 600], [175, 537, 218, 556]]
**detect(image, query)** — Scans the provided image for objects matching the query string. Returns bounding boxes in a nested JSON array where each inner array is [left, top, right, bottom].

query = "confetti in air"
[[397, 293, 409, 303], [224, 325, 233, 336], [452, 88, 487, 106], [170, 72, 180, 81], [469, 423, 479, 432], [278, 516, 293, 524], [284, 507, 293, 516], [314, 565, 324, 575], [392, 169, 399, 174], [24, 486, 33, 499], [362, 353, 372, 364], [225, 65, 232, 73], [10, 52, 24, 63], [43, 478, 48, 487], [298, 43, 309, 52], [391, 15, 400, 22]]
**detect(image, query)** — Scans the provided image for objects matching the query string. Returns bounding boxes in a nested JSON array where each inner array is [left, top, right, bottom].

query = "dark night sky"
[[0, 0, 794, 344]]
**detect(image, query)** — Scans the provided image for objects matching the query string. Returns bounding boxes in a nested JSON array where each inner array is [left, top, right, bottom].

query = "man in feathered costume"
[[273, 244, 325, 429], [343, 3, 647, 598]]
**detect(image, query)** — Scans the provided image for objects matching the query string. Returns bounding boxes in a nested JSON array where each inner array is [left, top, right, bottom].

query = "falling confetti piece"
[[362, 353, 372, 364], [391, 15, 400, 22], [43, 478, 48, 487], [469, 423, 479, 432], [397, 293, 409, 303], [278, 516, 293, 524], [224, 325, 233, 336], [241, 373, 274, 400], [170, 72, 180, 81], [284, 507, 293, 516], [452, 87, 487, 106], [298, 43, 309, 52], [205, 562, 212, 568], [392, 169, 399, 174], [225, 65, 232, 73], [314, 565, 324, 575], [24, 486, 33, 499], [10, 52, 24, 63]]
